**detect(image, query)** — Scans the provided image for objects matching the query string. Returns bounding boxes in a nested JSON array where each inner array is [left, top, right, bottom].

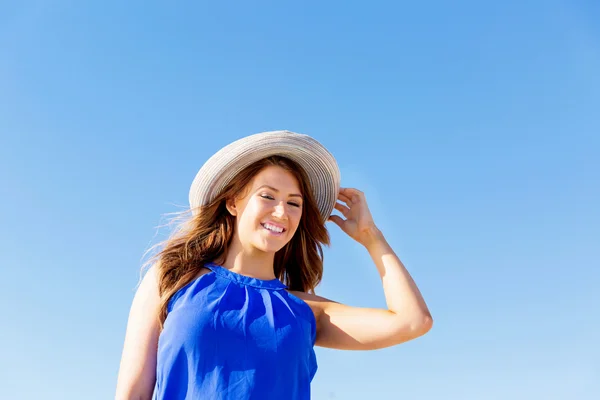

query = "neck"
[[220, 236, 277, 280]]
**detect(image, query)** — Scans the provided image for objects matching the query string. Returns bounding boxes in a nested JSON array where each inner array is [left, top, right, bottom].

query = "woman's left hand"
[[328, 187, 383, 248]]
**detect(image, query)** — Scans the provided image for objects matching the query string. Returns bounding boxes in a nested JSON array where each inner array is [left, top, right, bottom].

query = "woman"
[[116, 130, 432, 400]]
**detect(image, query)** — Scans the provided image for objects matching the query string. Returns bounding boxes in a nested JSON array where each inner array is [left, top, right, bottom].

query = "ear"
[[225, 198, 238, 216]]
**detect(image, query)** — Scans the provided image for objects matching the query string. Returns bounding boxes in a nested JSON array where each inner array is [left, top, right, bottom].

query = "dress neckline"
[[205, 263, 288, 290]]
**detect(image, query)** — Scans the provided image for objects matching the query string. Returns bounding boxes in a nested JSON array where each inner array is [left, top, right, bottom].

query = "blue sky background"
[[1, 1, 599, 399]]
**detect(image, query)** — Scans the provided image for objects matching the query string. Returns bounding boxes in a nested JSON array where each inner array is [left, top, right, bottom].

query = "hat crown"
[[189, 130, 340, 222]]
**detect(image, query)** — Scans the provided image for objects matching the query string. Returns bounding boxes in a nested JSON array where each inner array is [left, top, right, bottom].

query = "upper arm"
[[115, 265, 161, 400], [298, 293, 432, 351]]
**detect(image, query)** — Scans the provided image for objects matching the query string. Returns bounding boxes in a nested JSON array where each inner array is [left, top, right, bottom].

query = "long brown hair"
[[143, 156, 330, 328]]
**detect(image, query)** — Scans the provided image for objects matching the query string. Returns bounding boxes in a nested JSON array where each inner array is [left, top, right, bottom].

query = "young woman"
[[116, 130, 432, 400]]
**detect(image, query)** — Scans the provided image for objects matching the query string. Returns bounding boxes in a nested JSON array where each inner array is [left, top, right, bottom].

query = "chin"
[[253, 238, 290, 254], [256, 243, 287, 254]]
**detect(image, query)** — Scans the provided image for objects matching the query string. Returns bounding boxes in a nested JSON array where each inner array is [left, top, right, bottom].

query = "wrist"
[[362, 224, 388, 251]]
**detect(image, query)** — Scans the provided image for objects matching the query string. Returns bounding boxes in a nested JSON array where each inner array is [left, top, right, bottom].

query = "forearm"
[[364, 226, 432, 328]]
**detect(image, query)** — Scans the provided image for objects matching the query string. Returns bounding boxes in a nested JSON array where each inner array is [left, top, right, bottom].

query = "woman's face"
[[227, 165, 303, 254]]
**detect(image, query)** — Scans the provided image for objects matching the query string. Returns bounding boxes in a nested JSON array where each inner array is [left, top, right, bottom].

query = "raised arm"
[[307, 188, 432, 350], [115, 265, 161, 400], [299, 234, 432, 350]]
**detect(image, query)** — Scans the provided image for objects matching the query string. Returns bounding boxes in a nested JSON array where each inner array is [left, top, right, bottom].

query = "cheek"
[[290, 210, 302, 231], [239, 202, 264, 230]]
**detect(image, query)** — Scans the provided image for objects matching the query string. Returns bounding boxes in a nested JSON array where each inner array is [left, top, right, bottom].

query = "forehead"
[[250, 165, 301, 191]]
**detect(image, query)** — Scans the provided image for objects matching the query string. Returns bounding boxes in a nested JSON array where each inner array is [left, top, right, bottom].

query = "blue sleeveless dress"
[[152, 263, 318, 399]]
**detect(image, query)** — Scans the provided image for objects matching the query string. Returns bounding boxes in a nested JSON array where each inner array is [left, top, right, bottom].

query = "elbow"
[[395, 311, 433, 342], [416, 312, 433, 336]]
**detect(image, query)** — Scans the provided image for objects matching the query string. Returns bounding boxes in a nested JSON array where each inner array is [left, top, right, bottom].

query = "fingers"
[[338, 187, 364, 205], [327, 214, 344, 227], [338, 193, 352, 205], [334, 202, 350, 216], [340, 187, 363, 196]]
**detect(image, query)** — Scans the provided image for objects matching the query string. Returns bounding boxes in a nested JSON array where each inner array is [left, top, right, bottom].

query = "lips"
[[261, 222, 286, 234]]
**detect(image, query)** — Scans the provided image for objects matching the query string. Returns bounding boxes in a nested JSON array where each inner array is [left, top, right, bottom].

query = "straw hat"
[[189, 130, 341, 222]]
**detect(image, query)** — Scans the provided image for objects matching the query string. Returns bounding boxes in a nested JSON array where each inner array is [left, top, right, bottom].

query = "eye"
[[260, 194, 301, 208]]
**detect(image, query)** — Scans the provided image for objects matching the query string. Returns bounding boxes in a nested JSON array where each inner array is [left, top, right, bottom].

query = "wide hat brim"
[[189, 130, 341, 222]]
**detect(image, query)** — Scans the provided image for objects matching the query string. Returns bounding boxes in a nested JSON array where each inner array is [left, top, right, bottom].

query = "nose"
[[272, 201, 287, 219]]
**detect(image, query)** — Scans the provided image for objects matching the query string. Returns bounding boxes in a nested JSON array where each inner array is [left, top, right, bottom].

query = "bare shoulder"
[[287, 290, 339, 322], [136, 263, 160, 298]]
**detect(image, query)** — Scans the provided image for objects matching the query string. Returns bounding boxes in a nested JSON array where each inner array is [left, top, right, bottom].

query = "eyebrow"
[[257, 185, 303, 199]]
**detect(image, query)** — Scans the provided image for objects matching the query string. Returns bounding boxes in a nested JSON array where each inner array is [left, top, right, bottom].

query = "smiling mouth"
[[261, 223, 286, 234]]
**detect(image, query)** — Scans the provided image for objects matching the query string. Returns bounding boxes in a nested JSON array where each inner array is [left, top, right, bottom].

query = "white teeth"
[[263, 223, 283, 233]]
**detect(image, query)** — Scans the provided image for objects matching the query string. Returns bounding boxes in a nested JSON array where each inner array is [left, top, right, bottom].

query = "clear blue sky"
[[1, 1, 599, 399]]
